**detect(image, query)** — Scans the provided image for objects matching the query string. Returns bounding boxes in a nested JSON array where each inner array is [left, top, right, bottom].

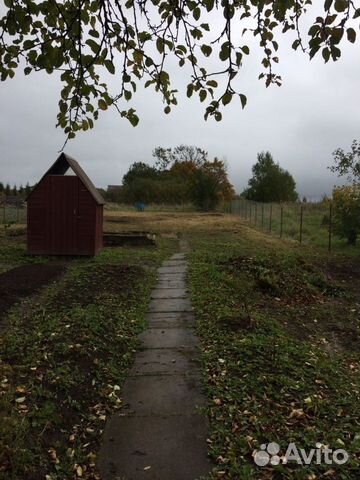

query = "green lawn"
[[230, 200, 360, 254], [187, 227, 360, 479]]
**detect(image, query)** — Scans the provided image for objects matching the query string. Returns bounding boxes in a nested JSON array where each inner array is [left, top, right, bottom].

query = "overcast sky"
[[0, 10, 359, 200]]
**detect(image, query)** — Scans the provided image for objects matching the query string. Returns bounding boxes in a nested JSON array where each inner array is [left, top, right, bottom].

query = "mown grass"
[[0, 236, 177, 479], [188, 229, 360, 479]]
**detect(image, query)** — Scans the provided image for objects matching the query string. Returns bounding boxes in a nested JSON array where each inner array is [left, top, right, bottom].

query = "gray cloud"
[[0, 25, 359, 199]]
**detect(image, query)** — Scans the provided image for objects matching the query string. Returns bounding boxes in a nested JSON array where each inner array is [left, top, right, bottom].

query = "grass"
[[230, 199, 360, 254], [0, 206, 27, 226], [0, 227, 177, 479], [187, 227, 360, 479], [1, 212, 360, 479]]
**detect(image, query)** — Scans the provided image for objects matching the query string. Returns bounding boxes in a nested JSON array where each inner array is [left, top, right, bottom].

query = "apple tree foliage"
[[0, 0, 358, 139]]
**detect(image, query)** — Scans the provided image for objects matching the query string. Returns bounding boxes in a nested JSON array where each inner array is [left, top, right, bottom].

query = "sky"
[[0, 7, 359, 200]]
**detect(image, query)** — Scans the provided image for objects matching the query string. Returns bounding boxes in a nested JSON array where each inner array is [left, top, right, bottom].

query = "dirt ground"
[[0, 264, 65, 329], [104, 211, 238, 234]]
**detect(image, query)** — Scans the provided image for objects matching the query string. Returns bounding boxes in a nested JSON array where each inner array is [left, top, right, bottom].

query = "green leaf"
[[222, 93, 232, 106], [215, 111, 222, 122], [104, 60, 115, 74], [347, 28, 356, 43], [308, 25, 320, 37], [219, 42, 230, 61], [156, 38, 164, 54], [59, 101, 67, 113], [334, 0, 347, 11], [193, 7, 201, 20], [322, 47, 330, 62], [133, 50, 143, 64], [203, 0, 214, 12], [86, 39, 99, 54], [199, 89, 207, 102], [98, 99, 108, 110], [164, 106, 171, 114], [89, 29, 99, 38], [138, 31, 152, 43], [128, 112, 139, 127], [201, 45, 212, 57], [239, 94, 247, 109], [206, 80, 218, 88]]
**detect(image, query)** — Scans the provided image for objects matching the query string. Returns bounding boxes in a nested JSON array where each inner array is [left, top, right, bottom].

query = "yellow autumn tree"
[[333, 185, 360, 245]]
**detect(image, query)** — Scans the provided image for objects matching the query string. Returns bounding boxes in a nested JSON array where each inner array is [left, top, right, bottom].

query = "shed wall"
[[27, 175, 103, 255]]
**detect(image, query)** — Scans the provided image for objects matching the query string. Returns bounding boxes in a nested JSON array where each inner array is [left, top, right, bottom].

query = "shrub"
[[333, 185, 360, 245]]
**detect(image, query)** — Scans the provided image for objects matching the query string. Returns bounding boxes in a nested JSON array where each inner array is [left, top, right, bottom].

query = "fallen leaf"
[[289, 408, 305, 419]]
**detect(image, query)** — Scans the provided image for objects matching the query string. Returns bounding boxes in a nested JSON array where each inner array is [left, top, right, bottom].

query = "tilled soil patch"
[[0, 263, 65, 327]]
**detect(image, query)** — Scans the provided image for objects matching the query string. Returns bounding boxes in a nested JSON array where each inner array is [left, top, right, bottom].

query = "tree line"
[[0, 182, 32, 197], [105, 145, 235, 210]]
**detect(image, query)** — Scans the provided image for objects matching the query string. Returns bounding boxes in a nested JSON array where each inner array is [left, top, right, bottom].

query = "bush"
[[333, 185, 360, 245]]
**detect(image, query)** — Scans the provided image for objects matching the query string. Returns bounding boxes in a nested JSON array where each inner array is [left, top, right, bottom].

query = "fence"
[[0, 201, 27, 225], [229, 198, 337, 252]]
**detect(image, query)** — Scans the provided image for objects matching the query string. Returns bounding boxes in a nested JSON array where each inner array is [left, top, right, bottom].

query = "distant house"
[[26, 153, 105, 256]]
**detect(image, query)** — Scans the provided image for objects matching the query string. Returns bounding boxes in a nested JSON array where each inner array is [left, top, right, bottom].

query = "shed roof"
[[27, 153, 105, 205]]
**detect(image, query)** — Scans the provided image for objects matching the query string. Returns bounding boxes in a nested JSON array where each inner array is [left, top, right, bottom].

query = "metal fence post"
[[255, 203, 257, 226], [269, 204, 272, 233], [2, 204, 5, 224], [249, 202, 252, 224], [261, 204, 264, 230], [300, 205, 304, 244], [280, 206, 283, 238], [328, 201, 333, 253]]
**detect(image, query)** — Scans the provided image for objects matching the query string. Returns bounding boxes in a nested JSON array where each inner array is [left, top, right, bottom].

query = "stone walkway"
[[98, 250, 211, 480]]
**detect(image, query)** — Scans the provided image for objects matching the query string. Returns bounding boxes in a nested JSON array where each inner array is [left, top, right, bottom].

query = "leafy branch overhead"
[[0, 0, 358, 137]]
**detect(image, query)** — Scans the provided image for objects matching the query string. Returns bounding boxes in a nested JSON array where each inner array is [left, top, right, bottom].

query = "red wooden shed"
[[27, 153, 105, 256]]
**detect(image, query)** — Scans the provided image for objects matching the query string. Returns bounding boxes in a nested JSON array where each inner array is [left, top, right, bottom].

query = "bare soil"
[[0, 264, 65, 327]]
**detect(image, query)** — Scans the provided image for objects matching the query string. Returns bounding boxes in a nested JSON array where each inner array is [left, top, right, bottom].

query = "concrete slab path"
[[98, 250, 211, 480]]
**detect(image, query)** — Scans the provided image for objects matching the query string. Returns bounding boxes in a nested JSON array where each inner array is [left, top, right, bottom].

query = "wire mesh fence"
[[0, 200, 27, 225], [229, 198, 338, 252]]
